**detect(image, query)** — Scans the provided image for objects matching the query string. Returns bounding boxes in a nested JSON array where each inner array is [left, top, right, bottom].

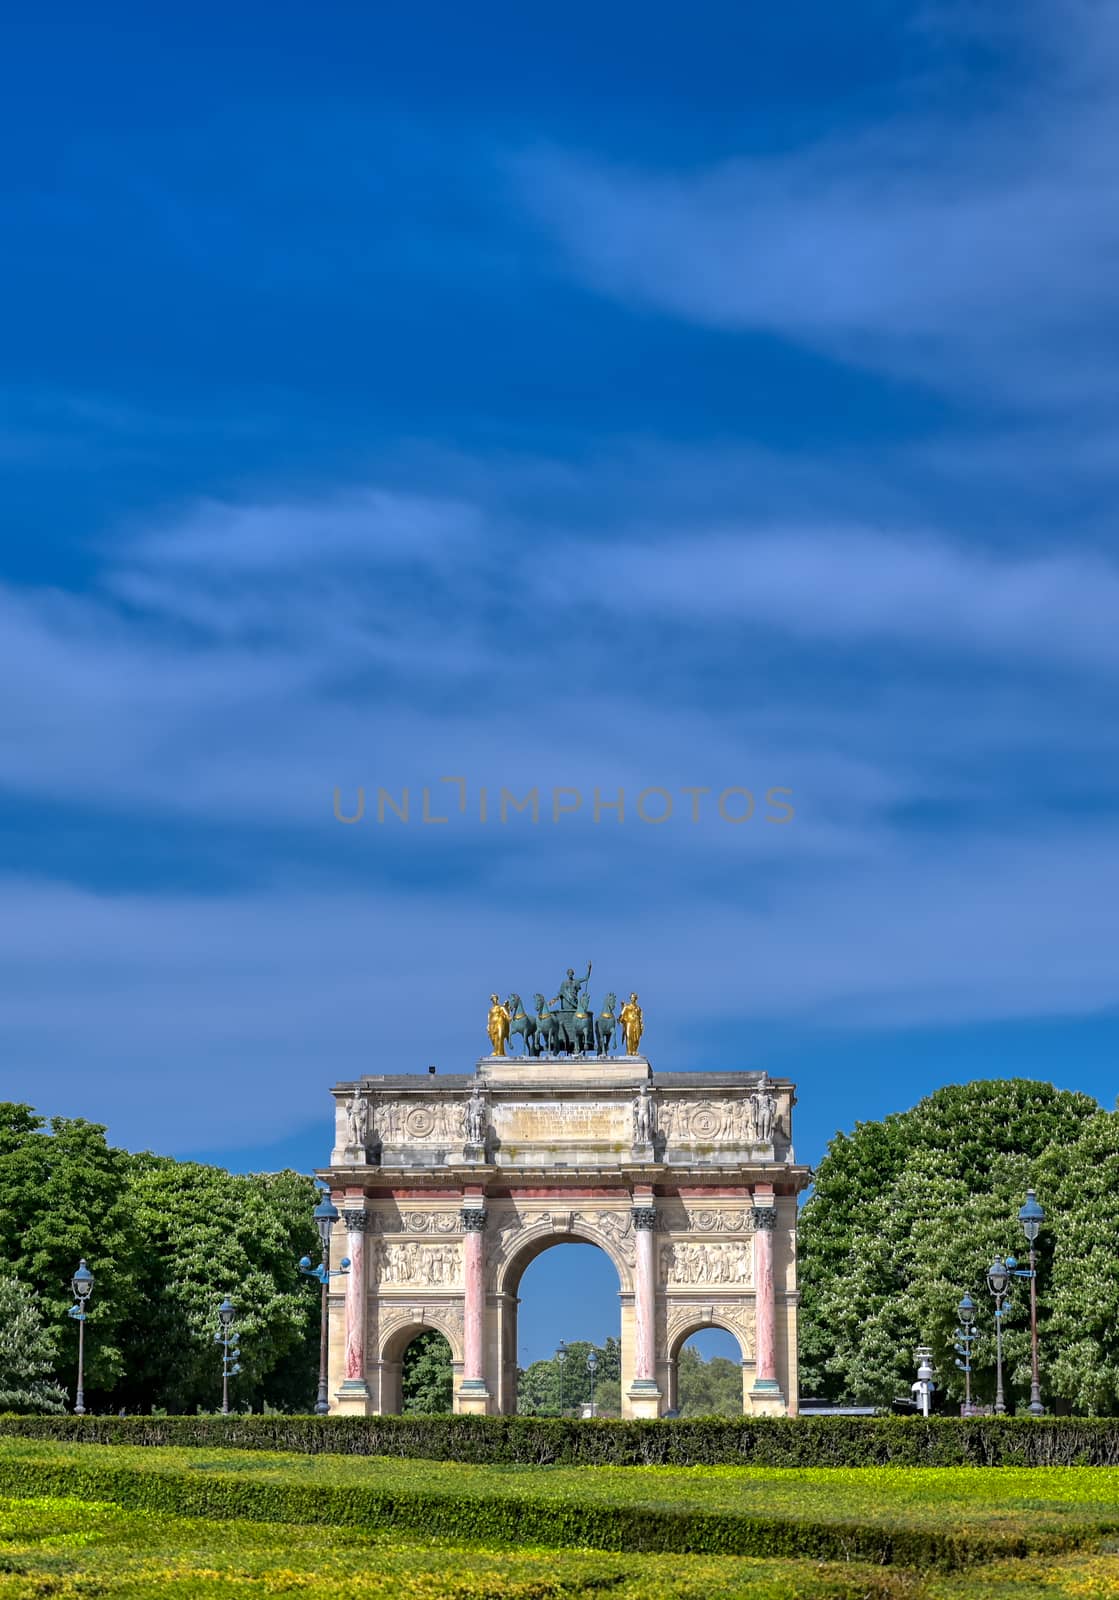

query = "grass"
[[6, 1494, 1119, 1599], [5, 1443, 1119, 1595]]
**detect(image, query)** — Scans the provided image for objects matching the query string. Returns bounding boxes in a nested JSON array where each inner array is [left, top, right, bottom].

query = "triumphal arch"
[[318, 977, 810, 1416]]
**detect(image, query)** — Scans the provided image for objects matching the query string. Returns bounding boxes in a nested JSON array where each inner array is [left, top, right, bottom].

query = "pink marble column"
[[343, 1210, 367, 1382], [632, 1205, 658, 1383], [460, 1205, 488, 1400], [751, 1193, 781, 1397]]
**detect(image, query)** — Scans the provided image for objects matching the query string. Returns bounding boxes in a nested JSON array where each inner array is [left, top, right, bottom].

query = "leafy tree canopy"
[[401, 1329, 454, 1414], [0, 1103, 319, 1414], [0, 1274, 67, 1413], [798, 1079, 1106, 1410]]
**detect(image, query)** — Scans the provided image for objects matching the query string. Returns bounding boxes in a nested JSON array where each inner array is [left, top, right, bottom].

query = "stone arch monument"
[[320, 998, 810, 1417]]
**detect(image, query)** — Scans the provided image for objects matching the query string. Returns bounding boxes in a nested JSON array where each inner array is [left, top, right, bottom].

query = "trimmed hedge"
[[2, 1411, 1119, 1466], [0, 1451, 1100, 1569]]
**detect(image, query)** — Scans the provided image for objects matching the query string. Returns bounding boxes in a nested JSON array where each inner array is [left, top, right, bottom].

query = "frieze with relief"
[[366, 1212, 462, 1235], [666, 1300, 757, 1360], [371, 1100, 469, 1144], [377, 1303, 465, 1349], [660, 1241, 754, 1287], [372, 1241, 463, 1286], [656, 1208, 758, 1234], [659, 1090, 782, 1145], [488, 1208, 637, 1269]]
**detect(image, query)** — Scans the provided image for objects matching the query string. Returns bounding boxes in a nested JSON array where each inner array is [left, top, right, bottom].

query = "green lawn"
[[5, 1442, 1119, 1597]]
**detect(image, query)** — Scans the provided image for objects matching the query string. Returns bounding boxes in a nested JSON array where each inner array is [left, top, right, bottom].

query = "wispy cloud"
[[566, 528, 1119, 669], [518, 4, 1119, 404]]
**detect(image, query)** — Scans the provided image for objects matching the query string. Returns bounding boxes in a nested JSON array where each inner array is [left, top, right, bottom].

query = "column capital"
[[461, 1207, 488, 1232], [631, 1206, 658, 1231], [752, 1207, 777, 1231], [341, 1208, 370, 1231]]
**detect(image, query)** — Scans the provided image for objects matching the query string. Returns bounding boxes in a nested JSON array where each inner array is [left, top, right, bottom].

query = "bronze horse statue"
[[572, 995, 595, 1054], [530, 994, 563, 1056], [504, 994, 536, 1055], [595, 993, 618, 1057]]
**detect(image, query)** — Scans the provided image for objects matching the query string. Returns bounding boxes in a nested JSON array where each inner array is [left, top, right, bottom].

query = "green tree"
[[1036, 1110, 1119, 1414], [798, 1080, 1100, 1409], [0, 1105, 144, 1403], [401, 1330, 454, 1413], [0, 1275, 67, 1412], [675, 1346, 743, 1416], [122, 1154, 319, 1414], [516, 1337, 621, 1415], [0, 1103, 320, 1413]]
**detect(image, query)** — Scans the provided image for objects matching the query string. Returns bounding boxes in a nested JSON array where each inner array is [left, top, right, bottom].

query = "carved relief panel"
[[372, 1240, 463, 1287], [659, 1241, 754, 1287]]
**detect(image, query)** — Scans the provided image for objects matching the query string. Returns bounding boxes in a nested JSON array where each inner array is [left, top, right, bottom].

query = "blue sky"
[[4, 2, 1119, 1362]]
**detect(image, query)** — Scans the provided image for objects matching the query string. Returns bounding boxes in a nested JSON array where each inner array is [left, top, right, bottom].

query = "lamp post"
[[587, 1348, 598, 1418], [1018, 1189, 1046, 1416], [954, 1292, 977, 1416], [986, 1256, 1011, 1414], [215, 1295, 240, 1415], [298, 1193, 350, 1416], [67, 1260, 94, 1415], [555, 1341, 567, 1417]]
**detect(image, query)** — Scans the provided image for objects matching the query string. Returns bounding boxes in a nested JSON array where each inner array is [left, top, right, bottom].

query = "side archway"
[[665, 1314, 755, 1415], [377, 1307, 464, 1415]]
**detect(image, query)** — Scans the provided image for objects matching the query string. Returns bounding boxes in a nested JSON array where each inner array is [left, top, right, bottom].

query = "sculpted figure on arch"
[[486, 994, 511, 1056], [344, 1093, 368, 1150], [619, 992, 644, 1055]]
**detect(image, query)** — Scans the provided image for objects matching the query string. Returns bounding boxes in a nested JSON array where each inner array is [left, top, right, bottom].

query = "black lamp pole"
[[298, 1194, 349, 1416], [68, 1260, 94, 1415], [1018, 1190, 1046, 1416], [216, 1295, 239, 1415], [555, 1341, 567, 1417], [954, 1292, 977, 1415], [986, 1256, 1011, 1414]]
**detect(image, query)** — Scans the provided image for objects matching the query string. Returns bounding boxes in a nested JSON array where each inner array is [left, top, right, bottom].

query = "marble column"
[[627, 1204, 662, 1417], [750, 1196, 783, 1410], [458, 1205, 490, 1413], [335, 1207, 370, 1411]]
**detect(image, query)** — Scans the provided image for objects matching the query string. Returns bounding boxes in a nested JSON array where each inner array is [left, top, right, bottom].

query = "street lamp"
[[587, 1348, 598, 1418], [1018, 1189, 1046, 1416], [555, 1341, 567, 1417], [67, 1260, 94, 1415], [298, 1192, 350, 1416], [986, 1255, 1011, 1415], [214, 1295, 240, 1415], [954, 1292, 977, 1416]]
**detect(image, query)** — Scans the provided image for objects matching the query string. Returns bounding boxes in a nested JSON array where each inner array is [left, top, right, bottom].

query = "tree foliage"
[[0, 1275, 67, 1412], [675, 1345, 743, 1416], [0, 1103, 319, 1413], [518, 1338, 622, 1415], [401, 1329, 454, 1413], [798, 1079, 1109, 1410]]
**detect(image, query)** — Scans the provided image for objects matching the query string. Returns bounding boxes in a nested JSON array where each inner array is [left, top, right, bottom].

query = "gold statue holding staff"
[[487, 993, 512, 1056], [619, 992, 644, 1055]]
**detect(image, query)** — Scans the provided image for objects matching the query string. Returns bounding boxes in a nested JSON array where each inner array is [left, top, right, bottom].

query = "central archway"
[[490, 1220, 634, 1416], [510, 1241, 622, 1415]]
